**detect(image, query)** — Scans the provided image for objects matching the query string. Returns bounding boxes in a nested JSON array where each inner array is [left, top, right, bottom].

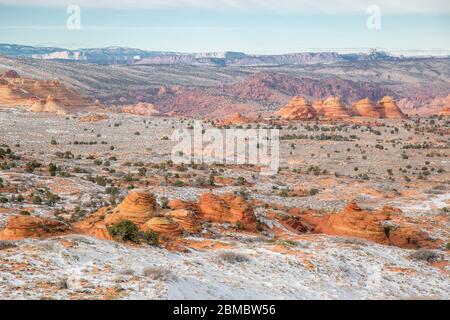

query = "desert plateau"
[[0, 0, 449, 303]]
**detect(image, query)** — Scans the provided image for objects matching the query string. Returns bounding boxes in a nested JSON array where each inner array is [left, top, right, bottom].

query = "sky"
[[0, 0, 449, 54]]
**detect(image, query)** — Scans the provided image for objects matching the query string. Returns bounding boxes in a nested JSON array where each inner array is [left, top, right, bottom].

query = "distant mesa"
[[277, 96, 317, 120], [121, 102, 162, 117]]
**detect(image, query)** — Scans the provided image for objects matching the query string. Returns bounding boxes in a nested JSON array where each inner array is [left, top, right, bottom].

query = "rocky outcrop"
[[277, 96, 317, 120], [166, 209, 201, 233], [78, 113, 109, 122], [309, 203, 437, 249], [353, 98, 382, 118], [73, 207, 113, 240], [0, 216, 68, 240], [104, 189, 158, 225], [377, 96, 406, 119], [319, 96, 352, 119], [144, 217, 183, 238], [121, 102, 161, 116], [198, 193, 257, 230], [217, 112, 251, 125], [0, 73, 94, 112]]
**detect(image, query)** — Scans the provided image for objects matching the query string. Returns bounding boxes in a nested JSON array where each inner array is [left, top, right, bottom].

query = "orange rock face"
[[0, 216, 68, 240], [121, 102, 161, 116], [144, 217, 184, 239], [320, 96, 352, 119], [198, 193, 257, 229], [73, 207, 113, 240], [166, 209, 201, 233], [217, 112, 251, 125], [104, 189, 158, 225], [0, 72, 94, 112], [377, 96, 406, 119], [312, 99, 324, 115], [277, 96, 317, 120], [353, 98, 382, 118], [78, 113, 109, 122], [306, 203, 438, 249]]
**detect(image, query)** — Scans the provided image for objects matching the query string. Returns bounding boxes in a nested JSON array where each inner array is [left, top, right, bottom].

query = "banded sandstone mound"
[[438, 94, 450, 116], [144, 217, 184, 239], [198, 193, 257, 230], [0, 216, 68, 240], [277, 96, 317, 120], [319, 96, 352, 119], [121, 102, 161, 116], [73, 207, 113, 240], [377, 96, 406, 119], [312, 99, 324, 115], [166, 209, 201, 233], [0, 70, 94, 112], [353, 98, 382, 118], [310, 203, 438, 249], [104, 189, 158, 226]]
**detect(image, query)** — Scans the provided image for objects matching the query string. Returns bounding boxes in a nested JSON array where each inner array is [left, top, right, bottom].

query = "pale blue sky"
[[0, 1, 449, 54]]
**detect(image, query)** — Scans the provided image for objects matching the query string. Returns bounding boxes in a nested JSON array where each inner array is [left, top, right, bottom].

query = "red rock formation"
[[166, 209, 201, 233], [441, 107, 450, 116], [312, 99, 324, 115], [277, 96, 317, 120], [353, 98, 382, 118], [78, 113, 109, 122], [320, 96, 352, 119], [377, 96, 406, 119], [73, 207, 113, 240], [306, 203, 438, 249], [0, 74, 94, 112], [121, 102, 161, 116], [144, 217, 184, 238], [104, 189, 158, 226], [198, 193, 257, 230], [168, 199, 198, 211], [0, 216, 68, 240], [217, 112, 251, 125]]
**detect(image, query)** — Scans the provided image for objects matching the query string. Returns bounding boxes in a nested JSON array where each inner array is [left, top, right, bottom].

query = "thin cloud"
[[1, 0, 450, 14]]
